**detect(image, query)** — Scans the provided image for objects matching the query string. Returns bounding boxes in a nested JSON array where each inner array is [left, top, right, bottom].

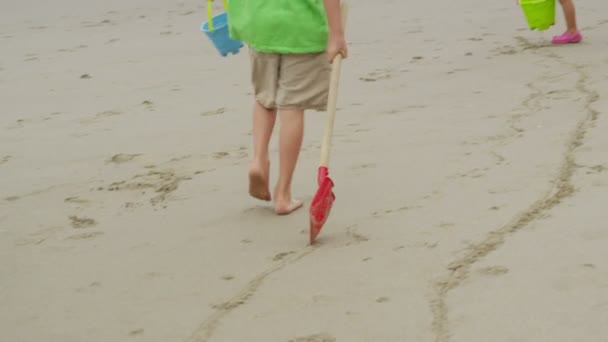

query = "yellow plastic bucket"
[[520, 0, 556, 31]]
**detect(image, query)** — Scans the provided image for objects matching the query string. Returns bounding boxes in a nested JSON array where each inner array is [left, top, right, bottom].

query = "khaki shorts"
[[249, 48, 330, 111]]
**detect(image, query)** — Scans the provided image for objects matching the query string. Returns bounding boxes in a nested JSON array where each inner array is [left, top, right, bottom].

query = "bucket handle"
[[207, 0, 229, 31]]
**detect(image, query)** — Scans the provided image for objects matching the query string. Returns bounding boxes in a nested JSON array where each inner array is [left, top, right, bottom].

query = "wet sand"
[[1, 0, 607, 341]]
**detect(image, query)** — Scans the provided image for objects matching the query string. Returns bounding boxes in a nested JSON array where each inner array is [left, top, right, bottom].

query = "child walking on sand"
[[552, 0, 582, 44], [228, 0, 348, 215]]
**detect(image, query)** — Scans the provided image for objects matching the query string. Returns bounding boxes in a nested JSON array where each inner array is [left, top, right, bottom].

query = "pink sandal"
[[552, 31, 583, 45]]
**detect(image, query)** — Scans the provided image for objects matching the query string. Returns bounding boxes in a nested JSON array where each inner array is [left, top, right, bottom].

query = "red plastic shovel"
[[309, 2, 348, 244]]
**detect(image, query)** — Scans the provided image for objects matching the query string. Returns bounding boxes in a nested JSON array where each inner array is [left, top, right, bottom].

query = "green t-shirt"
[[227, 0, 329, 54]]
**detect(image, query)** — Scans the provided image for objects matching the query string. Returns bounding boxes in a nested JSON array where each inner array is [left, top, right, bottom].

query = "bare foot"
[[248, 161, 271, 201], [275, 198, 303, 215]]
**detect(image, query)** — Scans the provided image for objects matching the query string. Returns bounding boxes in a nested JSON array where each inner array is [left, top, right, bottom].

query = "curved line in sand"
[[429, 45, 600, 342], [184, 246, 317, 342]]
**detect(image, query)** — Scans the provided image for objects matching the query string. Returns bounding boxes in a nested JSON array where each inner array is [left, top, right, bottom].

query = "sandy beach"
[[1, 0, 607, 341]]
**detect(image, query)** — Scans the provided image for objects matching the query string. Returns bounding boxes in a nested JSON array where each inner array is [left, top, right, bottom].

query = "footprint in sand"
[[493, 45, 518, 56], [168, 155, 192, 163], [345, 224, 369, 244], [75, 281, 102, 294], [6, 119, 26, 129], [439, 222, 455, 229], [23, 53, 38, 62], [202, 108, 226, 117], [381, 108, 401, 115], [359, 69, 392, 82], [15, 237, 46, 246], [347, 230, 369, 244], [5, 184, 65, 202], [351, 163, 376, 170], [105, 170, 191, 206], [69, 216, 97, 229], [446, 68, 470, 75], [123, 202, 141, 211], [67, 231, 104, 240], [145, 272, 164, 279], [478, 266, 509, 277], [407, 104, 428, 110], [212, 150, 247, 160], [82, 19, 114, 28], [64, 197, 90, 204], [0, 156, 11, 166], [423, 241, 439, 249], [371, 204, 411, 218], [81, 110, 122, 124], [129, 329, 144, 336], [289, 333, 336, 342], [107, 153, 141, 164], [586, 165, 606, 174], [141, 100, 154, 110], [212, 152, 229, 159], [411, 56, 425, 62], [194, 168, 215, 175], [376, 296, 390, 303], [273, 251, 296, 261], [15, 226, 64, 246], [97, 110, 121, 118]]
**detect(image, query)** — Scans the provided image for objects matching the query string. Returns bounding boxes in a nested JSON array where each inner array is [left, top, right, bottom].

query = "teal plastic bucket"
[[201, 12, 243, 57], [201, 0, 243, 57], [520, 0, 556, 31]]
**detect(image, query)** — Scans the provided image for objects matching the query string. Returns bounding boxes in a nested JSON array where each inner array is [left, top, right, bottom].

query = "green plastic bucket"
[[520, 0, 555, 31]]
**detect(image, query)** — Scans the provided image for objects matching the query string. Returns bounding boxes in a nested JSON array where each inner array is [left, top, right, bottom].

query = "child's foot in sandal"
[[552, 31, 582, 44]]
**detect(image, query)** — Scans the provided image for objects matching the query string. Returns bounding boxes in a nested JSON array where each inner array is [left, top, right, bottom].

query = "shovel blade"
[[309, 168, 335, 244]]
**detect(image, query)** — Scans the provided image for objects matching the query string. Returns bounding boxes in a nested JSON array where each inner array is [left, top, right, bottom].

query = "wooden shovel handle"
[[320, 1, 348, 168]]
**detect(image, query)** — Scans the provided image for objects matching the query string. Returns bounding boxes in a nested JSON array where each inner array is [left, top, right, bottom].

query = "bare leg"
[[248, 101, 276, 201], [274, 108, 304, 215], [552, 0, 582, 44], [560, 0, 578, 33]]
